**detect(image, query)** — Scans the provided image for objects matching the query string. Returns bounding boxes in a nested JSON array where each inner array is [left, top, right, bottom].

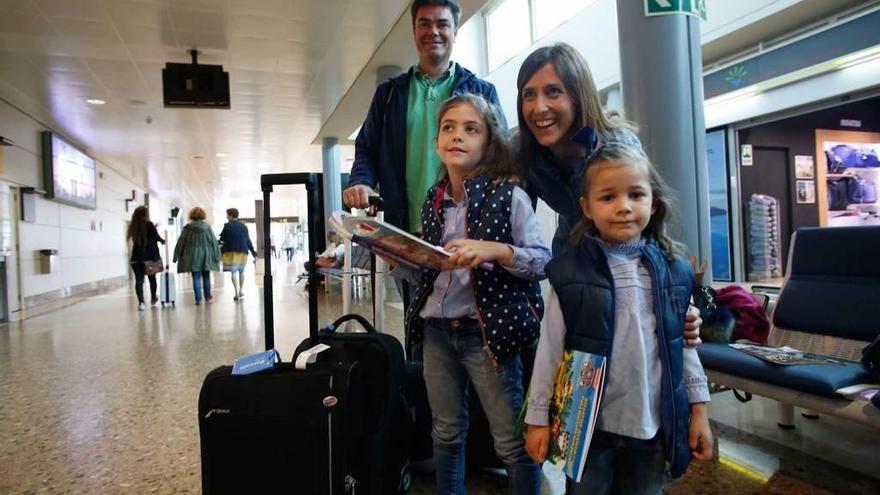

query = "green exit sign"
[[645, 0, 707, 21]]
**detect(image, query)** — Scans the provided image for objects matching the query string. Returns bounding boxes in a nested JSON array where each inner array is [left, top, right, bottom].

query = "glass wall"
[[706, 129, 733, 280]]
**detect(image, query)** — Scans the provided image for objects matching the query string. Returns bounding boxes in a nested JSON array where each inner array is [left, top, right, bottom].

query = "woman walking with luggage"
[[218, 208, 256, 301], [127, 206, 165, 311], [173, 207, 221, 305], [391, 94, 550, 495]]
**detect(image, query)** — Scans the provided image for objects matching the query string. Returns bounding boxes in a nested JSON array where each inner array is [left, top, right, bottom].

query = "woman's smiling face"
[[520, 62, 576, 157]]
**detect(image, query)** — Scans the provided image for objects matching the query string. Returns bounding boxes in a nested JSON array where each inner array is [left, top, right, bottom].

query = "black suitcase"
[[199, 173, 410, 495]]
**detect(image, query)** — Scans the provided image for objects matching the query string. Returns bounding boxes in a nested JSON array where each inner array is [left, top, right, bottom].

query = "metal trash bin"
[[38, 249, 58, 274]]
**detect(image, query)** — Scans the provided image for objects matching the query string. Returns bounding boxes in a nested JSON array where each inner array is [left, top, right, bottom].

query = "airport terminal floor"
[[1, 258, 878, 494]]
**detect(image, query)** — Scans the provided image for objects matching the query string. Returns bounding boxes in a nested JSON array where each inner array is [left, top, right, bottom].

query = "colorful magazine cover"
[[329, 211, 458, 271], [519, 349, 606, 483], [729, 342, 843, 365]]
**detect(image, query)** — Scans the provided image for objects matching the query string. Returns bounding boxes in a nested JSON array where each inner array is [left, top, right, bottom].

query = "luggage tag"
[[232, 349, 281, 375], [295, 343, 331, 370]]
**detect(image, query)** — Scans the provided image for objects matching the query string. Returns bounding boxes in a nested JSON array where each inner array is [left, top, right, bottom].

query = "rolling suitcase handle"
[[261, 173, 321, 350], [366, 196, 384, 325]]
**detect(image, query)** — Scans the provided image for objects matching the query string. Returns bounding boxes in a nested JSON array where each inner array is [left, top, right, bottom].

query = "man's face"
[[413, 5, 457, 66]]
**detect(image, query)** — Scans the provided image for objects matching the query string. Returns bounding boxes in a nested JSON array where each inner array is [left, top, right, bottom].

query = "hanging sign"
[[741, 144, 753, 166], [645, 0, 707, 21]]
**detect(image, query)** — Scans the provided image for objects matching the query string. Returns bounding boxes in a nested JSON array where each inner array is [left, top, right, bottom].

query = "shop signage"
[[741, 144, 753, 166], [840, 119, 862, 128], [645, 0, 707, 21]]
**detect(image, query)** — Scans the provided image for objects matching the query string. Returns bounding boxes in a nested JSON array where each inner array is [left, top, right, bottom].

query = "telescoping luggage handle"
[[261, 173, 320, 350]]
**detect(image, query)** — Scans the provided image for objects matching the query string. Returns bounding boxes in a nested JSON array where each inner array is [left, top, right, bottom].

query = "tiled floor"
[[0, 261, 878, 494]]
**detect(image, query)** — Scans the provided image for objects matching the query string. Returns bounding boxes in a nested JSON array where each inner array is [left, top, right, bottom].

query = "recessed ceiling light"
[[86, 98, 106, 105], [193, 155, 204, 159], [215, 153, 227, 158]]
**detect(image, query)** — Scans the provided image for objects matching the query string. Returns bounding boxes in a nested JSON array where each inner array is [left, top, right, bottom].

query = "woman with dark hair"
[[127, 205, 165, 311], [516, 43, 640, 253], [218, 207, 256, 301], [173, 207, 221, 305], [514, 43, 703, 343]]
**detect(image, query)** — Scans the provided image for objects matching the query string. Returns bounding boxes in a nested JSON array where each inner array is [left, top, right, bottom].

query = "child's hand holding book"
[[524, 424, 550, 464], [444, 239, 511, 269]]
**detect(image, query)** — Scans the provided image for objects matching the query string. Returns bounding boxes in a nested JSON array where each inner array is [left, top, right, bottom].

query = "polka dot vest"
[[405, 174, 544, 363]]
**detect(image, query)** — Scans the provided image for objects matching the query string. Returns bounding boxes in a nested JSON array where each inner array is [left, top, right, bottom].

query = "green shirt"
[[405, 62, 457, 233]]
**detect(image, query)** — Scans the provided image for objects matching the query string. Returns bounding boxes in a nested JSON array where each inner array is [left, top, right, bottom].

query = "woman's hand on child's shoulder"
[[524, 424, 550, 464], [684, 304, 703, 346], [444, 239, 513, 269]]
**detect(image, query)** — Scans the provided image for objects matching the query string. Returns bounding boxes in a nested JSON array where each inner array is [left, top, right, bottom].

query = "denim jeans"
[[191, 271, 212, 302], [422, 319, 541, 495], [566, 430, 665, 495]]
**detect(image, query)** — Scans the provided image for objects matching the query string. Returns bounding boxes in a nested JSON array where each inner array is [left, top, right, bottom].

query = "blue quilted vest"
[[405, 174, 544, 363], [545, 235, 695, 478]]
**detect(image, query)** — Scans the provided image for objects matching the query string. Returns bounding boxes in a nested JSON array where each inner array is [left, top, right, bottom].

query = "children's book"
[[519, 349, 606, 483], [330, 211, 491, 271]]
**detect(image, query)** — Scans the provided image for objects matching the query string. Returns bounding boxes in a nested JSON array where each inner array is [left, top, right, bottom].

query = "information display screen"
[[42, 132, 97, 209]]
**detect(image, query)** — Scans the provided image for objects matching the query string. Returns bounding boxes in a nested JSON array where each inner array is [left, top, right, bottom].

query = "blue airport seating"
[[698, 226, 880, 429]]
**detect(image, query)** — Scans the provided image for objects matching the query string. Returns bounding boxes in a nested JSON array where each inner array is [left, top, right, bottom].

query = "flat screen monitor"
[[41, 132, 97, 209]]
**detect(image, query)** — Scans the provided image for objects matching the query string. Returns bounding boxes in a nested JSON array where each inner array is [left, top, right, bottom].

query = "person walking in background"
[[218, 208, 257, 301], [281, 230, 295, 262], [127, 205, 165, 311], [173, 207, 221, 305]]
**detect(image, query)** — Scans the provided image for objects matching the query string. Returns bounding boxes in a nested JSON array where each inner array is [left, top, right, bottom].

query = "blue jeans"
[[191, 271, 212, 302], [566, 430, 665, 495], [422, 319, 541, 495]]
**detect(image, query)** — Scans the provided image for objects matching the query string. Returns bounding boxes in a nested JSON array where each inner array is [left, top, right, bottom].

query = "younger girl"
[[394, 94, 550, 495], [524, 143, 712, 494]]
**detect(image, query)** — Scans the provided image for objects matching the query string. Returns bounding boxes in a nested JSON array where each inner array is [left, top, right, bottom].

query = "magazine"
[[729, 342, 843, 365], [329, 211, 493, 271], [519, 349, 606, 483], [329, 211, 458, 271]]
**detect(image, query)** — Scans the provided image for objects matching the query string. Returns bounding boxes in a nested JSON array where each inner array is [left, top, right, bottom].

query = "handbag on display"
[[144, 259, 164, 276]]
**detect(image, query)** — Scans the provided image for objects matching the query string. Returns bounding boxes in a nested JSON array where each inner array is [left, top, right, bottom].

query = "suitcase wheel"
[[398, 464, 412, 493]]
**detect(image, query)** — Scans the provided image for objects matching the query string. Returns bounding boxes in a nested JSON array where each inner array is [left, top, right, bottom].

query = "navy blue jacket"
[[349, 64, 504, 230], [545, 236, 694, 478], [218, 220, 256, 256]]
